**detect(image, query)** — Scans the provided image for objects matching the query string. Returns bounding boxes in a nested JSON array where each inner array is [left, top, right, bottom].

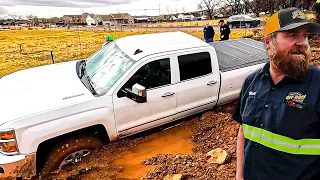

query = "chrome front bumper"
[[0, 153, 36, 178]]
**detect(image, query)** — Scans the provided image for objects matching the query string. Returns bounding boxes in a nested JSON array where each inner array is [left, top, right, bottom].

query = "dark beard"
[[269, 42, 311, 78]]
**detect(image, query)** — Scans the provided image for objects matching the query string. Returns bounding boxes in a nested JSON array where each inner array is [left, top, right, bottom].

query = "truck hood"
[[0, 60, 95, 125]]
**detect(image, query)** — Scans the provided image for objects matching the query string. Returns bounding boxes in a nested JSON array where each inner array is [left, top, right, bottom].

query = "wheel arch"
[[35, 124, 109, 173]]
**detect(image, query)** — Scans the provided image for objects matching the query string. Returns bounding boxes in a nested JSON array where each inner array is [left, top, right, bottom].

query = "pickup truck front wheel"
[[41, 134, 104, 174]]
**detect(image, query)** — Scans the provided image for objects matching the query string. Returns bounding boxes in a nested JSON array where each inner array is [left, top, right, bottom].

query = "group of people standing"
[[102, 20, 231, 48], [203, 20, 231, 43]]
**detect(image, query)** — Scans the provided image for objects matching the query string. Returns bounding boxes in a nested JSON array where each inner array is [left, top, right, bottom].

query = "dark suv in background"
[[227, 15, 261, 28]]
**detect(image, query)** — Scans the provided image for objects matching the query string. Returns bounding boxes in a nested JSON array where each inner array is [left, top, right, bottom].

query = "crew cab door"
[[174, 48, 220, 119], [112, 56, 177, 136]]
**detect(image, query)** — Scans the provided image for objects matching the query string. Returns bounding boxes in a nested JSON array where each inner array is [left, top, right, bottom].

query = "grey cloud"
[[0, 0, 133, 7], [0, 7, 9, 15]]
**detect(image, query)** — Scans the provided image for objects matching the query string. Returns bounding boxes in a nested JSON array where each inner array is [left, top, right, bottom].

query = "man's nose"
[[295, 34, 308, 47]]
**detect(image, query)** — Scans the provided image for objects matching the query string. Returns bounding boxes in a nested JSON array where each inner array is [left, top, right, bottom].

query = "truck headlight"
[[0, 130, 19, 155], [0, 131, 15, 140]]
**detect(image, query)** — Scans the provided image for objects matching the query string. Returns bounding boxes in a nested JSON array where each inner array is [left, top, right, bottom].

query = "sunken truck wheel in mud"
[[41, 134, 104, 174]]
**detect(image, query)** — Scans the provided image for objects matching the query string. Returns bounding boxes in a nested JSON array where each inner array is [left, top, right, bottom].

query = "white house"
[[201, 15, 207, 20], [94, 15, 113, 26], [178, 13, 195, 21], [86, 15, 95, 26], [170, 15, 177, 21], [185, 13, 195, 20]]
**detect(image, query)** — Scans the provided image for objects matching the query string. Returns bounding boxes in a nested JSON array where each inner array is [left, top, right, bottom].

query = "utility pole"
[[158, 3, 161, 23]]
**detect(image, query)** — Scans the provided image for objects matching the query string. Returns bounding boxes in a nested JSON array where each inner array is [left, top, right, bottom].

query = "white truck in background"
[[0, 32, 268, 178]]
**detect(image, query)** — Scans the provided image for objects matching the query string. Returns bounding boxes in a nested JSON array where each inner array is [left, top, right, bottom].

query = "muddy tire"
[[41, 133, 104, 174]]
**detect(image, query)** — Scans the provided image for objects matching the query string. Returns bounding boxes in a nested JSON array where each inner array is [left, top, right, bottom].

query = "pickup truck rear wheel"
[[41, 134, 103, 174]]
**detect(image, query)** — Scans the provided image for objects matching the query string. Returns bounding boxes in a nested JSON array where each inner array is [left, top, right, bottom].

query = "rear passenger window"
[[178, 52, 212, 81]]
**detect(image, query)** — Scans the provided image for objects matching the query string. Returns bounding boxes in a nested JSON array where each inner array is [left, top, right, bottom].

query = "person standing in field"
[[233, 7, 320, 180], [203, 21, 215, 43], [218, 19, 231, 41]]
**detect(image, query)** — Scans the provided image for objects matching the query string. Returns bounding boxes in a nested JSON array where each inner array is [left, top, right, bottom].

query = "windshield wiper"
[[79, 61, 98, 95]]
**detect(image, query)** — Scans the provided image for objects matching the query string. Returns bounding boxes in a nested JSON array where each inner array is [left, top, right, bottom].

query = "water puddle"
[[112, 124, 193, 179]]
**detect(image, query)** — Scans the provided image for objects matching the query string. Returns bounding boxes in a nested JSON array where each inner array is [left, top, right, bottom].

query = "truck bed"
[[209, 38, 269, 72]]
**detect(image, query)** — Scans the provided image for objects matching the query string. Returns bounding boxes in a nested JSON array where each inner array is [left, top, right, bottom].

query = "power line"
[[111, 8, 161, 16], [116, 9, 160, 11]]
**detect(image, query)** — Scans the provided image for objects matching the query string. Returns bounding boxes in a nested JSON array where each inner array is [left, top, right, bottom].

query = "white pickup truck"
[[0, 32, 268, 178]]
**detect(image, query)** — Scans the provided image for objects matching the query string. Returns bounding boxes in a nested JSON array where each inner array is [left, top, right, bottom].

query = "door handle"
[[207, 81, 218, 85], [162, 92, 175, 97]]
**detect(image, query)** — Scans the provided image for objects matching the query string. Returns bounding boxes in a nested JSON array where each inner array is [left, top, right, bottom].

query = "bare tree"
[[212, 0, 318, 19], [242, 0, 252, 14], [290, 0, 299, 7], [226, 0, 244, 15], [9, 13, 23, 21], [167, 5, 171, 15], [26, 14, 38, 26], [276, 0, 289, 9], [299, 0, 317, 11], [247, 0, 265, 16], [182, 6, 186, 13], [276, 0, 299, 10], [264, 0, 276, 14], [197, 0, 222, 20]]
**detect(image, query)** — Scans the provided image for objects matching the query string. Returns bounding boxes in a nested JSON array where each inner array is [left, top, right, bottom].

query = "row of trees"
[[5, 13, 45, 26], [198, 0, 319, 21]]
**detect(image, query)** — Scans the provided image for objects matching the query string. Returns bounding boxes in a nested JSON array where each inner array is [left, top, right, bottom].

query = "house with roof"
[[177, 13, 196, 21], [133, 15, 157, 23], [110, 13, 134, 24], [63, 15, 83, 25], [94, 13, 134, 26], [168, 15, 177, 21], [0, 19, 14, 25], [63, 12, 134, 26], [14, 20, 31, 26], [85, 15, 95, 25], [63, 13, 93, 25], [94, 14, 113, 25]]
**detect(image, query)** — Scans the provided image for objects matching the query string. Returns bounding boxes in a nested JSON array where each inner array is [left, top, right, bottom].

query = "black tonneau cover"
[[209, 38, 269, 72]]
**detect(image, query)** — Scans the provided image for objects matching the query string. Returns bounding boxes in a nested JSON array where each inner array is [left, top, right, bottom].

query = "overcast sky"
[[0, 0, 200, 18]]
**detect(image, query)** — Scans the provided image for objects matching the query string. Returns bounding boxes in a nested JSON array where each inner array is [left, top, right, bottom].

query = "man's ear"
[[264, 36, 272, 50]]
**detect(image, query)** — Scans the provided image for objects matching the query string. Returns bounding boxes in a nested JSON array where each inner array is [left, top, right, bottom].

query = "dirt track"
[[38, 35, 320, 180]]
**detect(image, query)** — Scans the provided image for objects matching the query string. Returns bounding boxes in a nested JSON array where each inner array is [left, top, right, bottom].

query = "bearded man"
[[232, 7, 320, 180]]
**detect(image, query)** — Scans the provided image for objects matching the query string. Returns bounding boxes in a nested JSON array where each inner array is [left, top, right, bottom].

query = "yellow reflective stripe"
[[243, 124, 320, 155]]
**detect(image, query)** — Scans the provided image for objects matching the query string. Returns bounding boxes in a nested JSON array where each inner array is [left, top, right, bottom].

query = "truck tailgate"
[[210, 38, 269, 72]]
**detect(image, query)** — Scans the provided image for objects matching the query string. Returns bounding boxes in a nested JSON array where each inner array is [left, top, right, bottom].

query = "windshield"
[[85, 42, 136, 95]]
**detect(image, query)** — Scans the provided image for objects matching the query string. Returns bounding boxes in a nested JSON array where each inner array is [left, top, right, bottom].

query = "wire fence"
[[0, 26, 265, 78]]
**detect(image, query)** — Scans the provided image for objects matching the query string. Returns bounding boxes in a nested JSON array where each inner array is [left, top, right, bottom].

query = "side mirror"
[[122, 83, 147, 103]]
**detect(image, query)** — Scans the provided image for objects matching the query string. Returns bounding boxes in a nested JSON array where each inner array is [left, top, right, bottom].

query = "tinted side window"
[[117, 58, 171, 98], [178, 52, 212, 81], [142, 58, 171, 89]]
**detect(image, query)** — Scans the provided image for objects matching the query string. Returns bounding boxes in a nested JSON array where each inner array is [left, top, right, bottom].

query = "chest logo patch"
[[249, 91, 257, 96], [285, 92, 306, 108]]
